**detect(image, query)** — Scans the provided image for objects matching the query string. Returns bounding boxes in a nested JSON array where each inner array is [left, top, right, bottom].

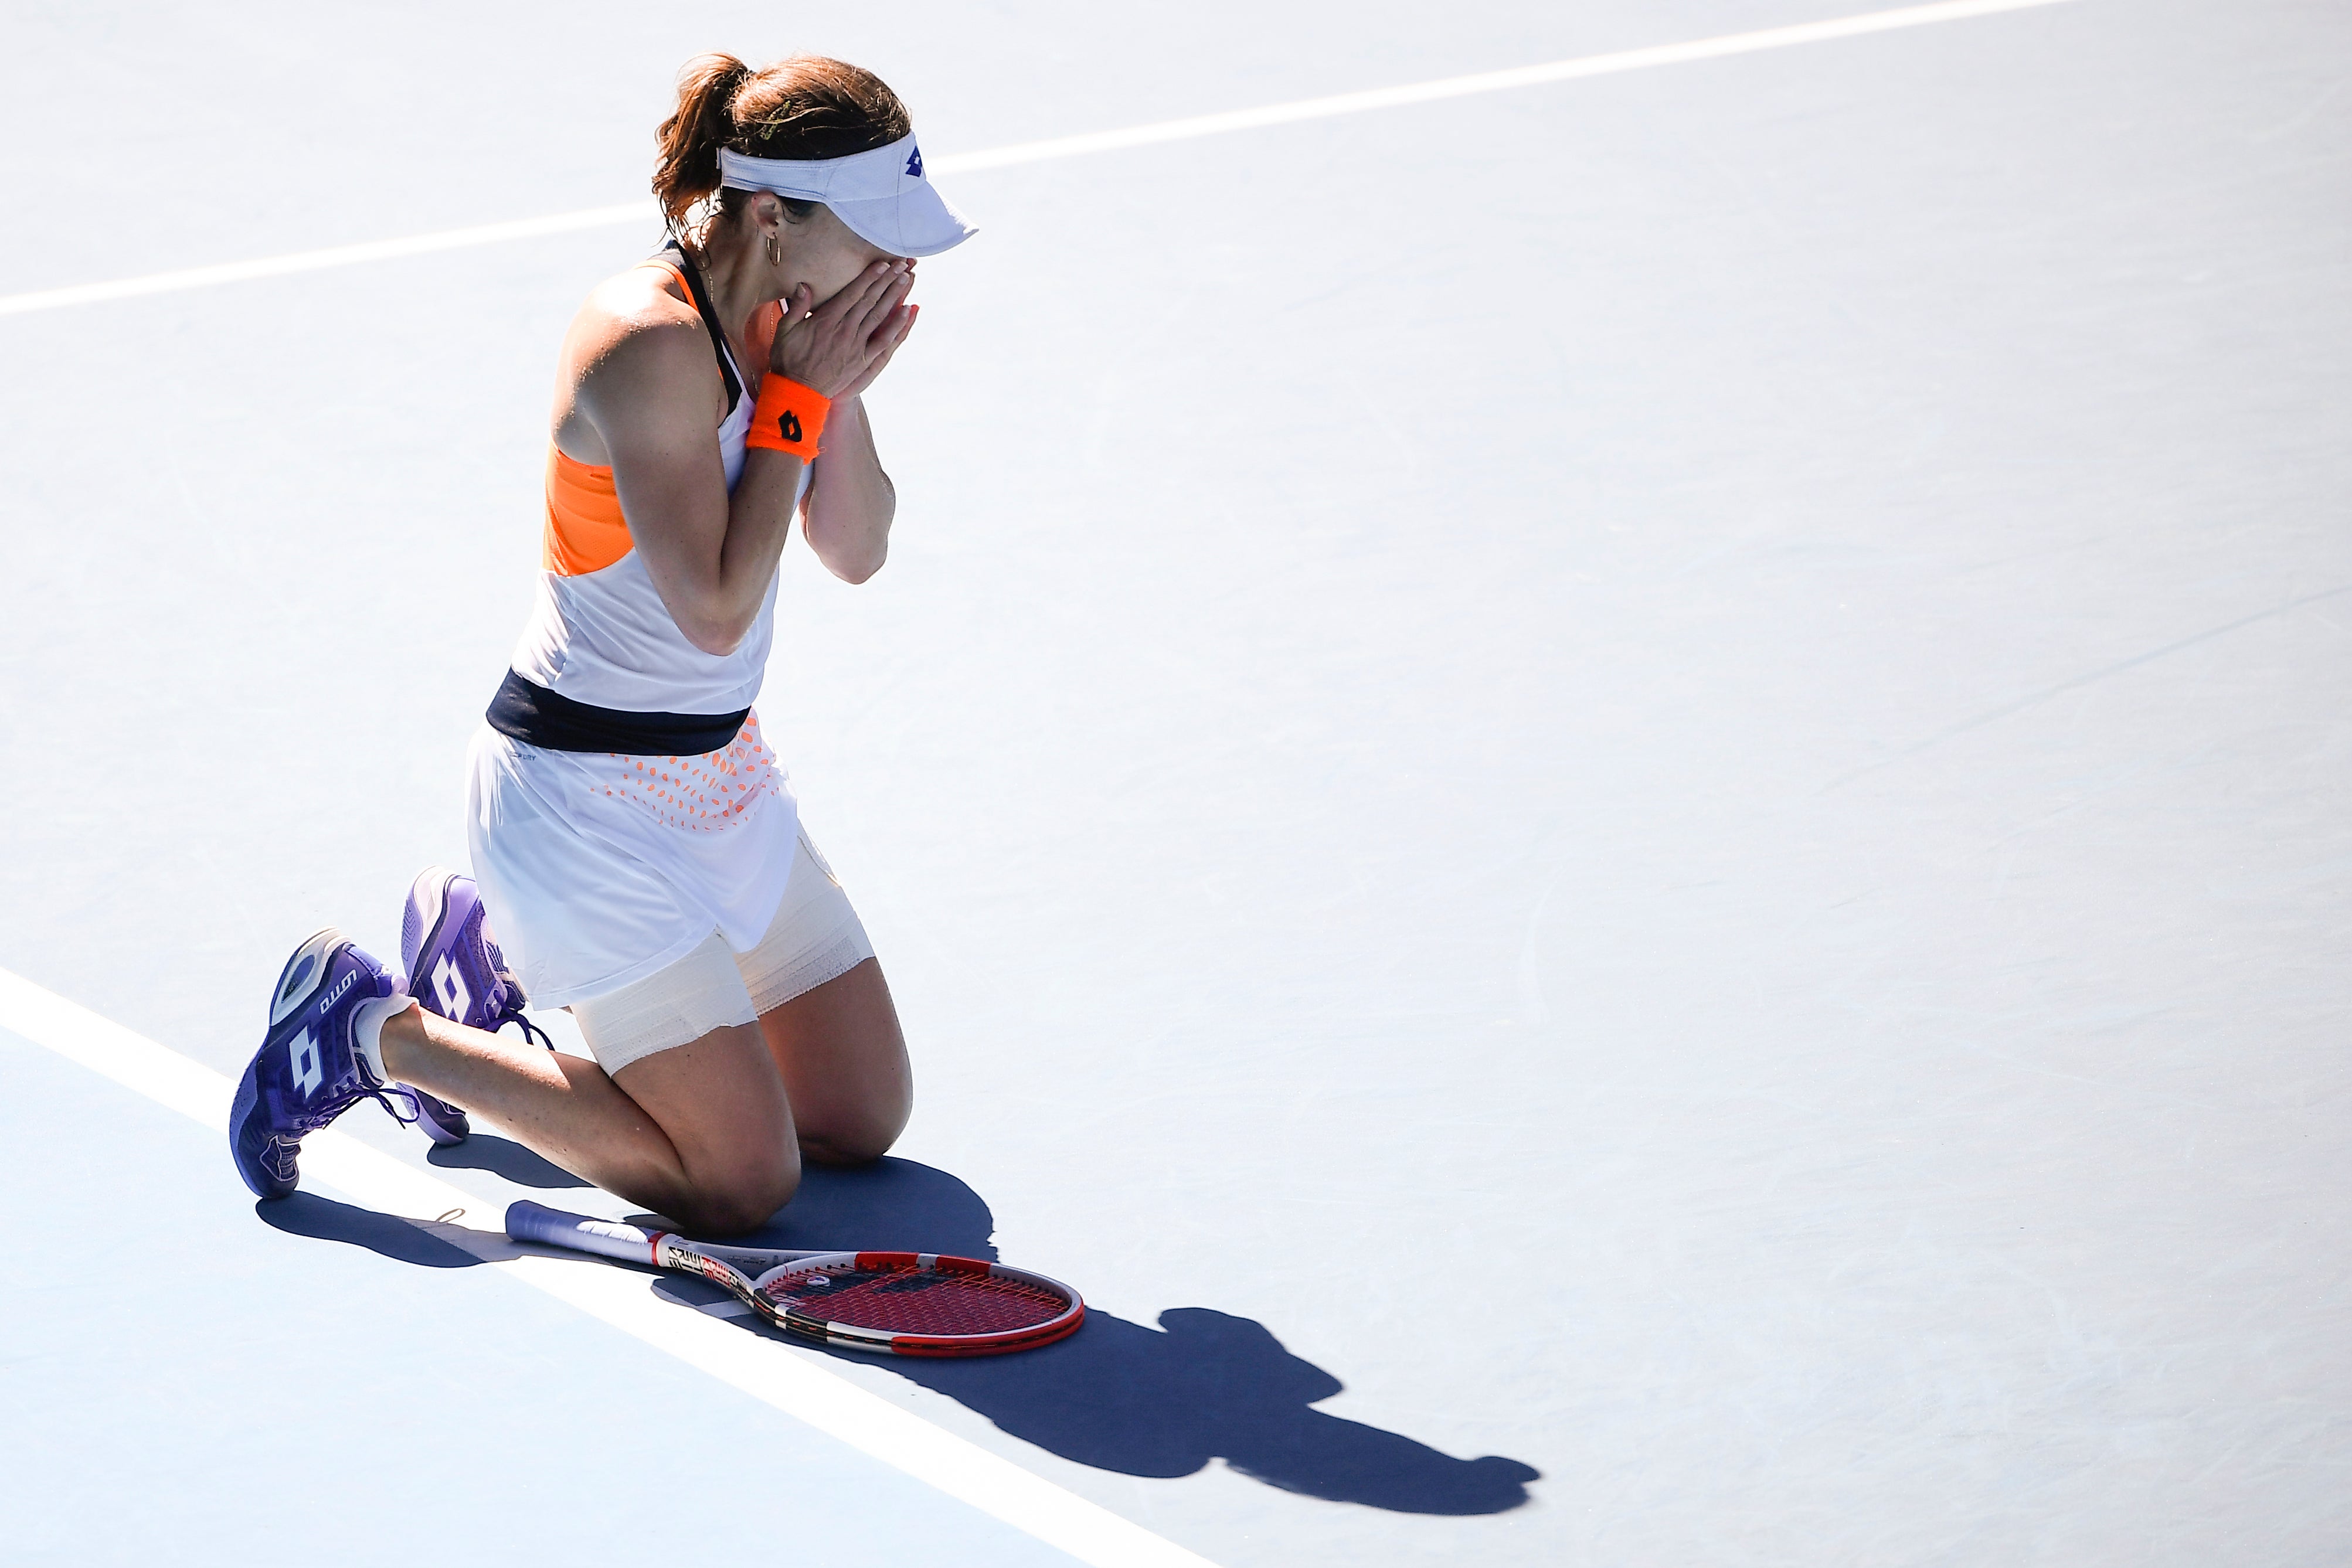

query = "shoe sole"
[[400, 869, 473, 1146], [235, 927, 346, 1198], [227, 1057, 287, 1198], [402, 868, 458, 989], [270, 927, 345, 1028]]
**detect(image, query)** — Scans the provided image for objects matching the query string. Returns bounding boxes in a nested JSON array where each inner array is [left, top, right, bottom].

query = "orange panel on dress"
[[543, 445, 633, 576]]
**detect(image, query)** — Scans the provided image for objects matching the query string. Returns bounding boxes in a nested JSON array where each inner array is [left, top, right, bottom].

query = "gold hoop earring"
[[764, 230, 780, 267]]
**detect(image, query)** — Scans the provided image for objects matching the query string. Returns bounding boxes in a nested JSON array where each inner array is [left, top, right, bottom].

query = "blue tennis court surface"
[[1, 1024, 1083, 1566], [4, 2, 2348, 1564]]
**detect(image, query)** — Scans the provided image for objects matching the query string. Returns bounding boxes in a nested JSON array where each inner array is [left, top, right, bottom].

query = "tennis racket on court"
[[506, 1200, 1083, 1356]]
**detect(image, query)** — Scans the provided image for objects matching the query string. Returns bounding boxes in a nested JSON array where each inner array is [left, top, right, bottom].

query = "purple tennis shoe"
[[229, 928, 414, 1199], [399, 866, 550, 1144]]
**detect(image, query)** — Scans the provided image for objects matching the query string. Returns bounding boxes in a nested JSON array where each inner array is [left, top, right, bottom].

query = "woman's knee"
[[798, 1094, 911, 1166], [676, 1145, 801, 1234]]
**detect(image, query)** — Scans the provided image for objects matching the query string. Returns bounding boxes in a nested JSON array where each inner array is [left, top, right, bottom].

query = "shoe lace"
[[291, 1079, 422, 1137], [499, 1008, 556, 1051], [488, 966, 554, 1050], [491, 1001, 555, 1048]]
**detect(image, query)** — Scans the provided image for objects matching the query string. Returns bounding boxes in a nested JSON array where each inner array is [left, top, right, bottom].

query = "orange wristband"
[[745, 376, 831, 459]]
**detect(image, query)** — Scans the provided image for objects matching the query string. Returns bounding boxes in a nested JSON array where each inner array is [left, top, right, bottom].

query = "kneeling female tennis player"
[[229, 53, 971, 1234]]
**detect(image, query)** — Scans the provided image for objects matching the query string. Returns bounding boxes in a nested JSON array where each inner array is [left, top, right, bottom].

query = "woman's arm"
[[575, 261, 912, 655], [801, 300, 919, 584], [802, 396, 893, 584], [585, 322, 805, 655]]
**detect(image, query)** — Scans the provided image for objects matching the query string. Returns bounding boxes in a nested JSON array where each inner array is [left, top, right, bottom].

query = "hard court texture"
[[1, 2, 2348, 1565]]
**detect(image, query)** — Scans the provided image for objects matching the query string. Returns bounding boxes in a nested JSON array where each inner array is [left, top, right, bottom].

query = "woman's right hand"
[[770, 261, 915, 399]]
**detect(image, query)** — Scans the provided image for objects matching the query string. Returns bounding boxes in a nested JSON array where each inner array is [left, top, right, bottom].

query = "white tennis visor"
[[716, 134, 976, 258]]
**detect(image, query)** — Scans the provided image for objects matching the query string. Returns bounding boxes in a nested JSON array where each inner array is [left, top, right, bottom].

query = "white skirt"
[[464, 712, 800, 1008]]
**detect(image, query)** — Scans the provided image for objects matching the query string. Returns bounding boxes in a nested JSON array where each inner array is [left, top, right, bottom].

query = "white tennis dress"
[[465, 253, 811, 1008]]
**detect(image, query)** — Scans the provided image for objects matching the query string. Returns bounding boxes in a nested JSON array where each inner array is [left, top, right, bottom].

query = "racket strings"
[[761, 1263, 1070, 1335]]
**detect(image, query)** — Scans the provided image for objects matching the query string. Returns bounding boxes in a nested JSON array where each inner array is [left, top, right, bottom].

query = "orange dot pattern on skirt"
[[601, 712, 781, 832]]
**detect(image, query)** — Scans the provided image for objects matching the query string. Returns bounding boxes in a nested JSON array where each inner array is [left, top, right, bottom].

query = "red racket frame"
[[507, 1202, 1083, 1357]]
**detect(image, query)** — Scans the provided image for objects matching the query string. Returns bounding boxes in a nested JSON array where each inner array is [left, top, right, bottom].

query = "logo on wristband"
[[747, 376, 828, 457]]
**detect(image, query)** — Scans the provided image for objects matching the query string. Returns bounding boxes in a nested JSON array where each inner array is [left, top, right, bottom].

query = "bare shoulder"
[[570, 266, 712, 385], [555, 264, 723, 454]]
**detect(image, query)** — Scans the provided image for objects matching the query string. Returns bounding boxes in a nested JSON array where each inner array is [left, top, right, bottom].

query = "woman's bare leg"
[[378, 1002, 798, 1234], [755, 957, 911, 1164]]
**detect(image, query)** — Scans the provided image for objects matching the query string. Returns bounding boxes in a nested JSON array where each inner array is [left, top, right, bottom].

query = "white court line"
[[0, 205, 655, 319], [943, 0, 2078, 169], [0, 0, 2086, 1538], [0, 967, 1218, 1568], [0, 0, 2078, 318]]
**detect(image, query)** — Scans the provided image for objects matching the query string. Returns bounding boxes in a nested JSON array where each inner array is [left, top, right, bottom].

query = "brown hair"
[[652, 53, 913, 234]]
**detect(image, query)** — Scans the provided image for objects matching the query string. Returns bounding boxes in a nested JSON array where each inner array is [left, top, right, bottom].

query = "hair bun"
[[652, 53, 912, 233]]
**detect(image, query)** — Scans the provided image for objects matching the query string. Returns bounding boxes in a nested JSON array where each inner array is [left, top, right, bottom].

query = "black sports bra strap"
[[659, 241, 744, 417]]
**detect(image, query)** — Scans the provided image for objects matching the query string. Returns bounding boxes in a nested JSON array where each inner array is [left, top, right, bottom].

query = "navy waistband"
[[485, 670, 748, 756]]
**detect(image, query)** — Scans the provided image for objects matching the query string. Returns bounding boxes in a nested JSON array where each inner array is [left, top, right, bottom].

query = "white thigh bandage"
[[570, 930, 759, 1074], [568, 826, 873, 1074], [735, 828, 875, 1014]]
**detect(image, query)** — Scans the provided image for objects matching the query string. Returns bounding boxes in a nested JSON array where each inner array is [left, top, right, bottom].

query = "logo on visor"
[[905, 144, 923, 179]]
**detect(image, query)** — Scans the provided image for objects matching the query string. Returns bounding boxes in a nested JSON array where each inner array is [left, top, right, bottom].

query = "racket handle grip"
[[506, 1200, 660, 1264]]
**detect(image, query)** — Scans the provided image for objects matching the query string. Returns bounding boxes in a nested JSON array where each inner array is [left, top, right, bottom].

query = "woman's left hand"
[[834, 298, 919, 402]]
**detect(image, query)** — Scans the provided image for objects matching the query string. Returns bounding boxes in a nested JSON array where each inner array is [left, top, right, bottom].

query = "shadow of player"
[[256, 1155, 1536, 1514], [426, 1132, 591, 1188], [256, 1190, 481, 1267], [661, 1158, 1541, 1515]]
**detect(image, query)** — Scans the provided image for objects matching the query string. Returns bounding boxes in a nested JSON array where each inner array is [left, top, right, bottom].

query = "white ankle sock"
[[351, 993, 411, 1086]]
